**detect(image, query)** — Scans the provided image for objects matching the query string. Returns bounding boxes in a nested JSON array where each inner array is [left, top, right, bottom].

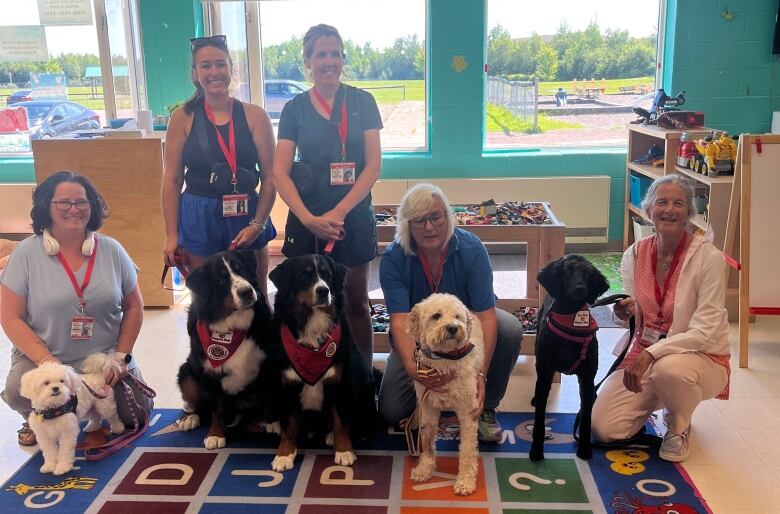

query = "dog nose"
[[316, 285, 330, 298], [51, 386, 59, 393], [446, 324, 458, 336], [237, 286, 255, 301], [573, 285, 587, 298]]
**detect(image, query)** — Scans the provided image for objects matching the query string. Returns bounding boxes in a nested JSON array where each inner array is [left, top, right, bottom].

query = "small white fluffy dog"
[[20, 353, 125, 475], [407, 293, 483, 496]]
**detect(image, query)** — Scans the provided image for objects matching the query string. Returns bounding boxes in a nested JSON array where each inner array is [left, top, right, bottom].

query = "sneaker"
[[477, 409, 502, 443], [659, 425, 691, 462]]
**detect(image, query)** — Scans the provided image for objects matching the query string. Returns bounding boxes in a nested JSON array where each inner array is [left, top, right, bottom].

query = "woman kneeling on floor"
[[592, 175, 730, 462]]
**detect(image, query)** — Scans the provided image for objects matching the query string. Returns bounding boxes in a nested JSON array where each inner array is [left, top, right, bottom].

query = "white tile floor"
[[1, 295, 780, 512]]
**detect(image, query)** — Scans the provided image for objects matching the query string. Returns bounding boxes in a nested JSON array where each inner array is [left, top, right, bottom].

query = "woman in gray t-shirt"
[[0, 171, 151, 446]]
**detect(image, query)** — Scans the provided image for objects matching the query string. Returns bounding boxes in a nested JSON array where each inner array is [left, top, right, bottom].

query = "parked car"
[[236, 80, 307, 118], [13, 100, 101, 139], [6, 89, 33, 106]]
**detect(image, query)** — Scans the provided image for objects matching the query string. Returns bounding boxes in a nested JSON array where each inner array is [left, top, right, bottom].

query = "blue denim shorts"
[[178, 191, 277, 257]]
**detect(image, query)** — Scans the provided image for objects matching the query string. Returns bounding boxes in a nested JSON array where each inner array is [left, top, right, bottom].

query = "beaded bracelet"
[[248, 218, 265, 231]]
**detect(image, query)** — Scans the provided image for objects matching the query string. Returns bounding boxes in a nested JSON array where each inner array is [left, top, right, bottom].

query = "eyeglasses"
[[51, 200, 90, 212], [190, 34, 227, 50], [409, 211, 447, 229]]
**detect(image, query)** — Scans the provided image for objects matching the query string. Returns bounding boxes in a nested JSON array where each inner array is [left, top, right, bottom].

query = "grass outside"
[[346, 80, 424, 103], [486, 103, 580, 134], [537, 76, 654, 96]]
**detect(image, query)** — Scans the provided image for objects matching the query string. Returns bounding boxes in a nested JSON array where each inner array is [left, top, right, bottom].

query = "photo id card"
[[330, 162, 356, 185], [71, 316, 94, 340], [222, 193, 249, 217]]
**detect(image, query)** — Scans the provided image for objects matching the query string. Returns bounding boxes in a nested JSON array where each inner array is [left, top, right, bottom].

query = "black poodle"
[[530, 254, 609, 462]]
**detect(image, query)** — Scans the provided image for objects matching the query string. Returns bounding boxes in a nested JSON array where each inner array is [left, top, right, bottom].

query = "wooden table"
[[371, 202, 566, 355]]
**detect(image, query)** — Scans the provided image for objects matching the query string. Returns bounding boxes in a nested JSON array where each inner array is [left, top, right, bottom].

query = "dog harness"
[[281, 323, 341, 385], [196, 321, 247, 369], [33, 395, 78, 421], [546, 306, 599, 374]]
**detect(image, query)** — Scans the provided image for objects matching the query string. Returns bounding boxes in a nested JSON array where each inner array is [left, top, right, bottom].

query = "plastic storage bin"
[[629, 174, 653, 208]]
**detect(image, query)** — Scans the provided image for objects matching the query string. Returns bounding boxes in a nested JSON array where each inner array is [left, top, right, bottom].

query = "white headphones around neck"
[[42, 229, 95, 257]]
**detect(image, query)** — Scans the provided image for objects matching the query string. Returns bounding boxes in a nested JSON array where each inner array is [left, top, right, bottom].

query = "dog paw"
[[53, 463, 73, 476], [261, 421, 280, 435], [272, 452, 296, 472], [109, 422, 126, 435], [39, 462, 56, 474], [529, 445, 545, 462], [325, 432, 334, 447], [83, 420, 101, 432], [204, 436, 226, 450], [453, 477, 476, 496], [334, 451, 356, 466], [576, 445, 593, 460], [410, 463, 434, 482], [178, 413, 201, 432]]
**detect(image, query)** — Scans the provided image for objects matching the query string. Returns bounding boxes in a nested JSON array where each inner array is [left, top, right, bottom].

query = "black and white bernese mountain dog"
[[176, 250, 274, 449], [266, 254, 376, 472]]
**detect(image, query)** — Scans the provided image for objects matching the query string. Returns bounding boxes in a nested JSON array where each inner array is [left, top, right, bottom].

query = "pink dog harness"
[[546, 306, 599, 374]]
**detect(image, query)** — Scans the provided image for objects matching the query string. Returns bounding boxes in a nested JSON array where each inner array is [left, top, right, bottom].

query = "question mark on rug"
[[508, 472, 566, 491]]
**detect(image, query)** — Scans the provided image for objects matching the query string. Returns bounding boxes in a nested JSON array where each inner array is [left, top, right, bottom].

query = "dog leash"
[[82, 373, 157, 461], [404, 389, 431, 457]]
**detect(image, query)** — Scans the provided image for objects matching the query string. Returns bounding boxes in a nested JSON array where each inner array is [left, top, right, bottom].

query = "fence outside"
[[487, 76, 538, 132]]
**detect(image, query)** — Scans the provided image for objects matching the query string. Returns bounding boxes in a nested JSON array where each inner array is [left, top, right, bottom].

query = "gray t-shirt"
[[0, 233, 138, 368]]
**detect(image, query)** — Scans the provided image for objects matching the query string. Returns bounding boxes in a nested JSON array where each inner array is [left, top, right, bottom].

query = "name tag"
[[71, 316, 94, 340], [222, 194, 249, 217], [641, 326, 667, 345], [573, 310, 591, 327], [330, 162, 356, 185], [211, 330, 234, 345]]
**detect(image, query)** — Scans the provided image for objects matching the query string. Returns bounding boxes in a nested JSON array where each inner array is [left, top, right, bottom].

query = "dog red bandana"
[[196, 321, 247, 368], [281, 323, 341, 385]]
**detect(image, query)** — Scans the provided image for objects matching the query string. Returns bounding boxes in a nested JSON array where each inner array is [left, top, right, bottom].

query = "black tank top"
[[182, 99, 260, 198]]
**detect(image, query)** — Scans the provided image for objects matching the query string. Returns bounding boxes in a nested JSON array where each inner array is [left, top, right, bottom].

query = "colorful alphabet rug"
[[0, 409, 712, 513]]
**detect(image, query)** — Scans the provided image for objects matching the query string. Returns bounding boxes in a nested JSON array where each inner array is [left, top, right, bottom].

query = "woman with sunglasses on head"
[[272, 24, 383, 364], [1, 172, 152, 446], [377, 184, 524, 443], [162, 35, 277, 297]]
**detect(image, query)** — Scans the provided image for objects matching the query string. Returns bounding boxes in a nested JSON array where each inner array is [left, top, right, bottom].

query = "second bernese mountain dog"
[[266, 254, 376, 472]]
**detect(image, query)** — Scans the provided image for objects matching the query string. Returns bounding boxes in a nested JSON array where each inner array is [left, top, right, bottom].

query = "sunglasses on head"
[[190, 34, 227, 49]]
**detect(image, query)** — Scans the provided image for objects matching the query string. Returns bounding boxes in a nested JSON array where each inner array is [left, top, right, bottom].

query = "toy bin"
[[629, 174, 653, 208]]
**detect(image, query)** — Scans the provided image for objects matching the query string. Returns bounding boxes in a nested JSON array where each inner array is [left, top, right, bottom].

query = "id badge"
[[211, 330, 234, 344], [71, 316, 95, 340], [222, 194, 249, 217], [330, 162, 356, 185], [641, 326, 667, 345]]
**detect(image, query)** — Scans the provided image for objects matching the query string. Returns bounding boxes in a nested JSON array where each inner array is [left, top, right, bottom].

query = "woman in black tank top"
[[162, 35, 277, 299]]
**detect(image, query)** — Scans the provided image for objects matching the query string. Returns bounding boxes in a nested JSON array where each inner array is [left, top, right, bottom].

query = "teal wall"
[[139, 0, 203, 117], [665, 0, 780, 135]]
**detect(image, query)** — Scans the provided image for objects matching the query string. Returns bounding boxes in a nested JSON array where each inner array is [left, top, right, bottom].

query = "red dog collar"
[[420, 343, 475, 361], [281, 323, 341, 385], [196, 321, 247, 369]]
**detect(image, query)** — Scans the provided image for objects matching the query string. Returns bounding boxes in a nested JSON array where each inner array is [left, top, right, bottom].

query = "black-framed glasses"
[[190, 34, 227, 50], [409, 211, 447, 229], [51, 200, 91, 212]]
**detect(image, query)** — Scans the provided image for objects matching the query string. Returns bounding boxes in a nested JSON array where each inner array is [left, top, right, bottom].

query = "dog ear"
[[19, 368, 39, 400], [268, 259, 291, 299], [538, 258, 564, 299], [327, 256, 348, 294], [64, 366, 82, 394], [465, 308, 474, 339], [407, 305, 423, 343], [235, 249, 258, 277], [587, 267, 610, 304]]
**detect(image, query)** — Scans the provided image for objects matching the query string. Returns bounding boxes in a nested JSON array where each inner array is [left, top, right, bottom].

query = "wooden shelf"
[[627, 203, 649, 220], [628, 162, 664, 180], [675, 165, 734, 186]]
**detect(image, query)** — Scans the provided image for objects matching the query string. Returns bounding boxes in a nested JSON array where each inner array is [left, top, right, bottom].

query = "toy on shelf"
[[375, 201, 552, 227], [631, 88, 687, 125], [633, 143, 664, 165], [704, 132, 737, 176]]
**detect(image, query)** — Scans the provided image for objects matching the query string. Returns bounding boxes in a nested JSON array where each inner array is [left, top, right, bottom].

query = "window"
[[485, 0, 661, 149], [203, 0, 427, 152]]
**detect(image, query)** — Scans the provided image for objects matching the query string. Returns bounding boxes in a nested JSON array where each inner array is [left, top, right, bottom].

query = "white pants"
[[592, 352, 728, 441]]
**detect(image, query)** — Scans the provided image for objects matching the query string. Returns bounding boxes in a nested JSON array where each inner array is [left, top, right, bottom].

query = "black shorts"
[[282, 213, 377, 267]]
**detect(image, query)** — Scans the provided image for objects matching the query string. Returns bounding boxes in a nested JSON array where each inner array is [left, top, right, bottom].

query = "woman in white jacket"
[[592, 175, 730, 462]]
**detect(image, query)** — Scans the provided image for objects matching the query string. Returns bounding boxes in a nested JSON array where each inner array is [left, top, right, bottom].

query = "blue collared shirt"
[[380, 228, 496, 314]]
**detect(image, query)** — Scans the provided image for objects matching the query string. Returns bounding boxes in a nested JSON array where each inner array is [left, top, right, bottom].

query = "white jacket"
[[622, 235, 730, 359]]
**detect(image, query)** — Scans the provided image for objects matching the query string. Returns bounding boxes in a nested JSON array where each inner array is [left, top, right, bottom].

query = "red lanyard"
[[311, 86, 348, 161], [204, 98, 237, 179], [56, 237, 99, 312], [418, 248, 448, 293], [650, 233, 687, 319]]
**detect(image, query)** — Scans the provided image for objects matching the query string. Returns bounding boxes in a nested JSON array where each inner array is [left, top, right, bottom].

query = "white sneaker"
[[659, 425, 691, 462]]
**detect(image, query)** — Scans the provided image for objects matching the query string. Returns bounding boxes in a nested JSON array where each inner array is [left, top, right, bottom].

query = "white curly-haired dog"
[[407, 293, 483, 496], [20, 353, 125, 475]]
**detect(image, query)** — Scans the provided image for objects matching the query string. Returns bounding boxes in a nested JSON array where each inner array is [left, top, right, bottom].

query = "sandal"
[[17, 422, 37, 446]]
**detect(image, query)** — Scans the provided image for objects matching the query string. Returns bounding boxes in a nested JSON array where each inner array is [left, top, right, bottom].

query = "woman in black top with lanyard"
[[162, 35, 276, 298], [273, 24, 383, 364]]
